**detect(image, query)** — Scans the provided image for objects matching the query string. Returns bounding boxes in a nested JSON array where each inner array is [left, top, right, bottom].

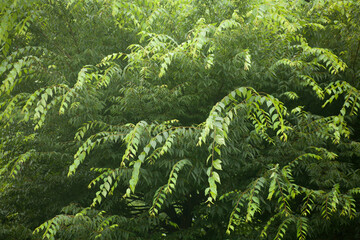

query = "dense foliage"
[[1, 0, 360, 239]]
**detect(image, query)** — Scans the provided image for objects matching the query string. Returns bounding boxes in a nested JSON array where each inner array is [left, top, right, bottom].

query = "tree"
[[1, 0, 360, 239]]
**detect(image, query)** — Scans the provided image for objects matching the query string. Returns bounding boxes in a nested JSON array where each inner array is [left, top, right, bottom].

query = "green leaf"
[[212, 171, 221, 184], [78, 152, 86, 162], [104, 182, 110, 191], [213, 159, 222, 170], [144, 146, 150, 154], [138, 152, 146, 162], [150, 140, 156, 149], [215, 135, 225, 145]]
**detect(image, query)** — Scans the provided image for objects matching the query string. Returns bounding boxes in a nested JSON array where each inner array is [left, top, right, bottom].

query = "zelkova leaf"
[[213, 159, 222, 170], [212, 171, 221, 184]]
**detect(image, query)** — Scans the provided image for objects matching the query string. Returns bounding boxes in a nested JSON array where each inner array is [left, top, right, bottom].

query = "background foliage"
[[1, 0, 360, 239]]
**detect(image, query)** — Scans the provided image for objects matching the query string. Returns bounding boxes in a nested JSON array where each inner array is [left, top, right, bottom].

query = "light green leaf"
[[213, 159, 222, 170], [212, 171, 221, 183]]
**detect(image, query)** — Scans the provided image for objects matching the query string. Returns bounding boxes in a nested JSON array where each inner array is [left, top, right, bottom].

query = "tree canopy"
[[1, 0, 360, 239]]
